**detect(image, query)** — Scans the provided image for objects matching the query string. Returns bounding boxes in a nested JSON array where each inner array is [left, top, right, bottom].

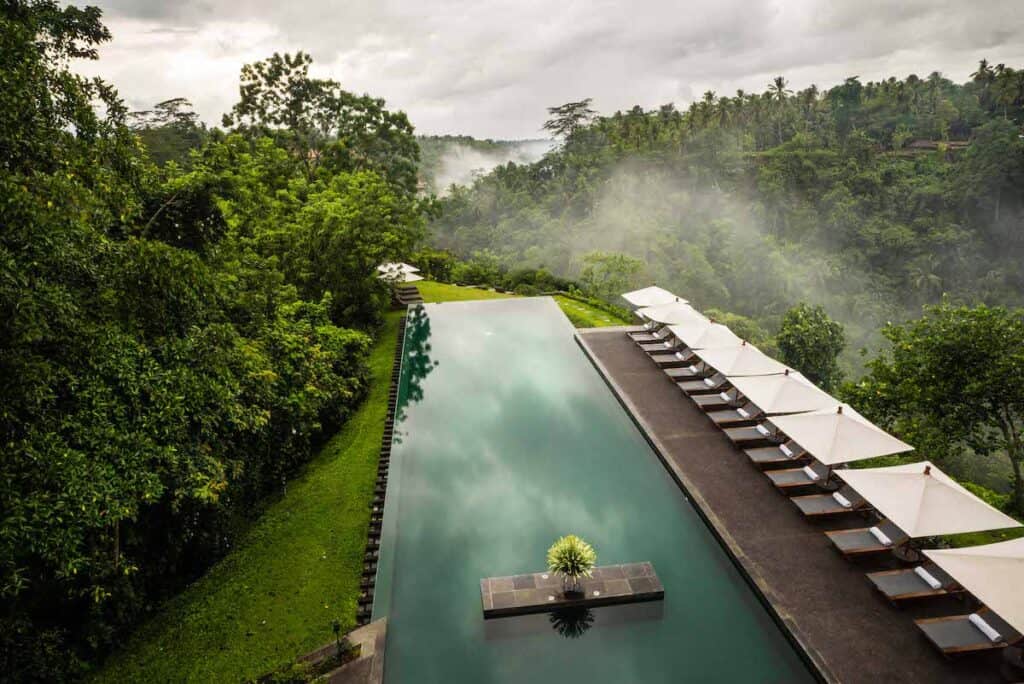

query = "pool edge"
[[574, 330, 833, 684]]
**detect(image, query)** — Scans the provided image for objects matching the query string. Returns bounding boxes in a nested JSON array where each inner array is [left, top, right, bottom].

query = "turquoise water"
[[373, 298, 813, 683]]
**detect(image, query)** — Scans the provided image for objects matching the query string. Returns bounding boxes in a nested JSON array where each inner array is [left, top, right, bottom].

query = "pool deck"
[[576, 328, 1004, 684], [480, 562, 664, 618]]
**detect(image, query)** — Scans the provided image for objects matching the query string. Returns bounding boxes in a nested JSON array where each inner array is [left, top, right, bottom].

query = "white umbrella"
[[377, 262, 420, 274], [635, 301, 706, 326], [622, 286, 686, 308], [925, 538, 1024, 636], [667, 321, 743, 350], [767, 404, 913, 466], [729, 370, 837, 415], [837, 462, 1022, 537], [377, 268, 424, 283], [693, 342, 789, 377]]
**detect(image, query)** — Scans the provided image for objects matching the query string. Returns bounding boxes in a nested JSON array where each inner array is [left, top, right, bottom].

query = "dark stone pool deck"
[[576, 327, 1004, 684], [480, 562, 664, 618]]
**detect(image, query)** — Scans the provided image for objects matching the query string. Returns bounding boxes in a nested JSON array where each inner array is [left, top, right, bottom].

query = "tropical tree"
[[577, 251, 643, 303], [776, 303, 846, 390], [543, 99, 597, 140], [223, 51, 420, 193], [846, 304, 1024, 514]]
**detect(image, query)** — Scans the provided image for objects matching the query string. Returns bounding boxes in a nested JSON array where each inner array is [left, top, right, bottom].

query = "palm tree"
[[971, 58, 994, 84], [768, 76, 792, 103], [767, 76, 792, 144]]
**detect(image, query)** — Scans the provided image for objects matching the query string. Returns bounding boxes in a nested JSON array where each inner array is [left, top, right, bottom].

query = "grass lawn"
[[552, 294, 630, 327], [415, 280, 514, 303], [92, 313, 403, 683], [92, 281, 624, 682]]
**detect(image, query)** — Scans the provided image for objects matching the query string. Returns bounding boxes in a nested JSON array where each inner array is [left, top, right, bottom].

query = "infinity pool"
[[373, 298, 813, 683]]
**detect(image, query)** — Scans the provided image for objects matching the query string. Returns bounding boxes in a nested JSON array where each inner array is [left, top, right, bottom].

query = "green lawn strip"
[[92, 312, 403, 683], [552, 295, 629, 328], [415, 280, 514, 303]]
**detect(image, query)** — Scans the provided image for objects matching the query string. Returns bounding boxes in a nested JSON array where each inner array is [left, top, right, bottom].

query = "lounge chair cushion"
[[779, 444, 794, 457], [755, 424, 771, 436], [802, 465, 819, 481], [970, 613, 1003, 643], [870, 526, 892, 546], [914, 566, 942, 590], [833, 492, 852, 508]]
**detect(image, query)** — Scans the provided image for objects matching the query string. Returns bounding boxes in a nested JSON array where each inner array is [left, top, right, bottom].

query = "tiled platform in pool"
[[481, 562, 664, 618]]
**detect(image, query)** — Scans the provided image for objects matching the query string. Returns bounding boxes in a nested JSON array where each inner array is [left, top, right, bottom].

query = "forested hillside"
[[430, 71, 1024, 364], [417, 135, 549, 194], [0, 3, 424, 678]]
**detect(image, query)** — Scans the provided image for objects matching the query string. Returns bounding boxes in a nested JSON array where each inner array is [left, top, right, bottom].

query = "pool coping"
[[575, 328, 833, 684]]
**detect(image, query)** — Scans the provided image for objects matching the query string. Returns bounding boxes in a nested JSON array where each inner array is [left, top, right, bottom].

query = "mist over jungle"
[[5, 0, 1024, 678], [426, 74, 1024, 372]]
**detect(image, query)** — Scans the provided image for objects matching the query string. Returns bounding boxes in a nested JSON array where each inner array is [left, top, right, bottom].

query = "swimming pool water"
[[373, 297, 813, 683]]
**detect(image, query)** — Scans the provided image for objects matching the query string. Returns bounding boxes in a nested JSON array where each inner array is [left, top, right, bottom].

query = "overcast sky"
[[77, 0, 1024, 140]]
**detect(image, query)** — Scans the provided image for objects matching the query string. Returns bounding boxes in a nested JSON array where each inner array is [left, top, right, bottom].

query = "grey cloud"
[[80, 0, 1024, 139]]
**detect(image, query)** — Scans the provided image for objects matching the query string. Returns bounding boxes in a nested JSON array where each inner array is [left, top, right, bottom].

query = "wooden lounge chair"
[[626, 322, 663, 339], [674, 371, 726, 393], [791, 486, 869, 517], [693, 390, 737, 412], [631, 327, 673, 345], [745, 440, 808, 469], [825, 520, 909, 557], [867, 563, 962, 603], [916, 608, 1022, 656], [665, 363, 711, 382], [723, 423, 780, 446], [639, 338, 681, 354], [766, 461, 830, 492], [708, 401, 763, 427], [653, 348, 697, 368]]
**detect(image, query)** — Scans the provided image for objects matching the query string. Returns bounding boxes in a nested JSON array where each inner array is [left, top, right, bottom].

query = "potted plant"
[[546, 534, 597, 595]]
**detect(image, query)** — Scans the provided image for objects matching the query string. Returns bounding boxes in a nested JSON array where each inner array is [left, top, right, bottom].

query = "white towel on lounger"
[[675, 351, 685, 360], [719, 392, 730, 401], [755, 424, 771, 436], [780, 444, 794, 457], [914, 566, 942, 590], [869, 526, 892, 546], [644, 321, 653, 330], [687, 364, 698, 373], [802, 465, 819, 481], [703, 377, 715, 387], [969, 613, 1002, 643], [737, 407, 750, 418], [663, 340, 672, 347], [832, 492, 852, 508]]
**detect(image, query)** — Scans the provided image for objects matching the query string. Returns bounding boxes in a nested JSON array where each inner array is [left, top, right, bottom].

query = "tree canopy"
[[845, 303, 1024, 514], [776, 303, 846, 390], [0, 2, 425, 678]]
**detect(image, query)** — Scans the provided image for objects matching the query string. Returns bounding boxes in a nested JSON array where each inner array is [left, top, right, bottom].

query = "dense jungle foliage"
[[0, 2, 424, 679], [430, 68, 1024, 365], [417, 135, 549, 194]]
